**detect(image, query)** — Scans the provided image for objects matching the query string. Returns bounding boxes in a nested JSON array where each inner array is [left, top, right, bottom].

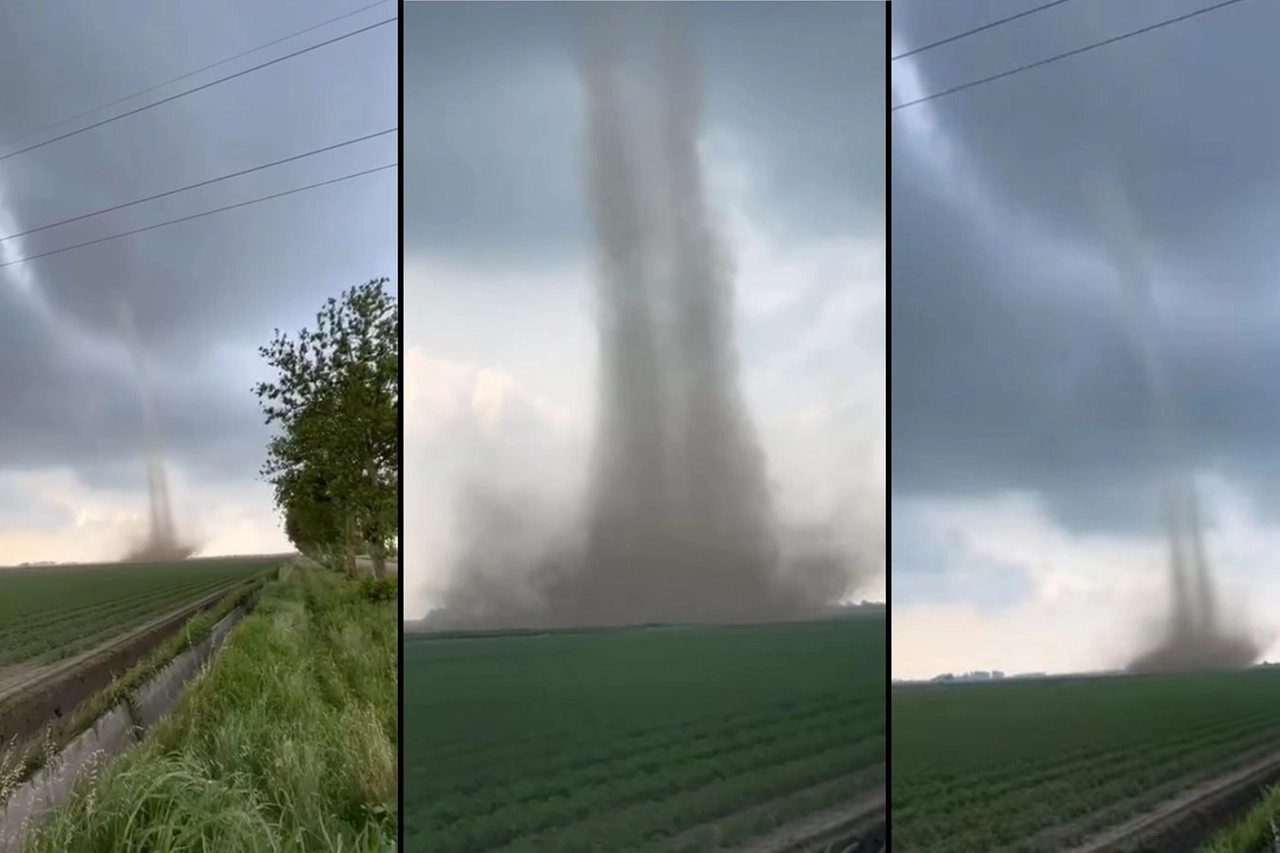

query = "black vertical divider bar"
[[396, 1, 406, 850], [882, 0, 894, 847]]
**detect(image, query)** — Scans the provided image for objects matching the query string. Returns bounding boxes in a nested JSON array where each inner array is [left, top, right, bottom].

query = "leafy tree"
[[280, 461, 341, 559], [254, 278, 399, 577]]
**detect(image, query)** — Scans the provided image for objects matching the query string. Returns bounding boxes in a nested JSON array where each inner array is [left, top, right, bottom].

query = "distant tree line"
[[253, 278, 398, 578], [932, 670, 1007, 683]]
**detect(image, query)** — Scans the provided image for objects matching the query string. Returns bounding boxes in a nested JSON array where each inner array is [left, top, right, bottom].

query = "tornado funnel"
[[1089, 166, 1258, 673]]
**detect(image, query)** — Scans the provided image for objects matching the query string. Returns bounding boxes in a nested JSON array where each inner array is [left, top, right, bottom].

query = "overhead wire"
[[891, 0, 1255, 112], [0, 163, 397, 270], [1, 0, 393, 152], [0, 128, 397, 243], [0, 15, 396, 164], [891, 0, 1077, 61], [0, 5, 399, 271]]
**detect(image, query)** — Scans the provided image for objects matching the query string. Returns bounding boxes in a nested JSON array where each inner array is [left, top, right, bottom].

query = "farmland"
[[0, 557, 276, 671], [17, 562, 398, 852], [405, 615, 885, 852], [892, 668, 1280, 852]]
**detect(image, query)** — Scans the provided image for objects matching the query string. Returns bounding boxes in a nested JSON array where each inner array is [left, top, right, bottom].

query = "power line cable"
[[891, 0, 1077, 61], [2, 0, 393, 151], [0, 16, 396, 164], [891, 0, 1254, 112], [0, 162, 396, 270], [0, 128, 397, 243]]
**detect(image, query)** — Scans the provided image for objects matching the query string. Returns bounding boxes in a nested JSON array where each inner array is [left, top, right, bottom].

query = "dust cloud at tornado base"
[[1089, 169, 1259, 673], [426, 6, 877, 630]]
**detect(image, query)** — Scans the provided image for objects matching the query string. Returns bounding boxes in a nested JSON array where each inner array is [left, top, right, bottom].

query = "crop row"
[[428, 687, 859, 765], [0, 574, 240, 664], [894, 704, 1280, 808], [408, 618, 885, 853], [1, 581, 189, 636], [0, 561, 270, 668], [425, 703, 881, 834], [417, 741, 882, 853], [899, 725, 1280, 852], [631, 768, 883, 853], [0, 576, 238, 666], [424, 692, 878, 803], [896, 705, 1280, 818], [892, 669, 1280, 852], [0, 561, 255, 614]]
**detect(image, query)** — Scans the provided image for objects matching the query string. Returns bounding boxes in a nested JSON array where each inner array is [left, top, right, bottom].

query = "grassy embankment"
[[20, 562, 397, 853]]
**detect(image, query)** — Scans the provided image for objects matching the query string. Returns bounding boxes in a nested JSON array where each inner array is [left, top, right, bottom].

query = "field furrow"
[[0, 559, 277, 678], [892, 669, 1280, 852], [407, 616, 885, 853]]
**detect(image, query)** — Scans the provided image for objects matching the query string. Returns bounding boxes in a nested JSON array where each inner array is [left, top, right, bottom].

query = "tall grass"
[[22, 563, 397, 852], [1199, 782, 1280, 852]]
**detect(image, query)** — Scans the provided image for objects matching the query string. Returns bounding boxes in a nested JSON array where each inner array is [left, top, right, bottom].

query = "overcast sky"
[[0, 0, 396, 564], [891, 0, 1280, 678], [405, 1, 886, 619]]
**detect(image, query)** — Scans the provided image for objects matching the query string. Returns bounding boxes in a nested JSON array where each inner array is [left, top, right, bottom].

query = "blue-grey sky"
[[0, 0, 396, 562], [891, 0, 1280, 677], [405, 1, 886, 617]]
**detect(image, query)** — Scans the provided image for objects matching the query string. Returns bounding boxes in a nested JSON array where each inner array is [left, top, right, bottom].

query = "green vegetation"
[[254, 278, 399, 578], [22, 562, 397, 853], [405, 616, 885, 852], [0, 558, 272, 668], [358, 575, 398, 603], [1202, 781, 1280, 852], [892, 668, 1280, 852]]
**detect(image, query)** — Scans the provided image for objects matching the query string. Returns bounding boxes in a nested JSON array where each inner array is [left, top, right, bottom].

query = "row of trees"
[[253, 278, 399, 577]]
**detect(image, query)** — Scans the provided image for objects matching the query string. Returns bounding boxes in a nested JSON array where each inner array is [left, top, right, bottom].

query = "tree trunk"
[[370, 537, 386, 580], [344, 514, 357, 578]]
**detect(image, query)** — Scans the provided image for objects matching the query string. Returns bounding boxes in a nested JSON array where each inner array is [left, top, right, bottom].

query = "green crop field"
[[405, 616, 885, 853], [892, 668, 1280, 852], [0, 557, 277, 670]]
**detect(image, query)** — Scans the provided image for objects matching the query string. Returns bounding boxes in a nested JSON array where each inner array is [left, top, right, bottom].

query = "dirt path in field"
[[714, 786, 885, 853], [356, 556, 398, 575], [0, 580, 253, 751], [0, 666, 40, 698], [1053, 748, 1280, 852], [297, 555, 397, 577]]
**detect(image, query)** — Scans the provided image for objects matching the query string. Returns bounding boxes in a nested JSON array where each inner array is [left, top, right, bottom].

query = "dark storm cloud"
[[891, 0, 1280, 532], [405, 0, 884, 268], [0, 0, 395, 485], [0, 285, 255, 480]]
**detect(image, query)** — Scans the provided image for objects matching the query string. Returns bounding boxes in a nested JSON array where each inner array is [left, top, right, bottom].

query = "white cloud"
[[892, 473, 1280, 680], [404, 348, 588, 617], [0, 464, 288, 566]]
